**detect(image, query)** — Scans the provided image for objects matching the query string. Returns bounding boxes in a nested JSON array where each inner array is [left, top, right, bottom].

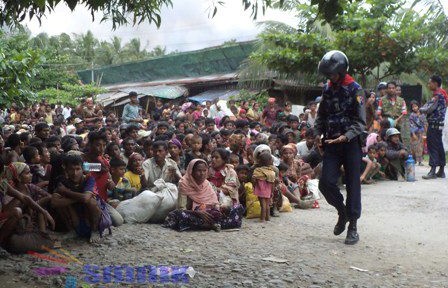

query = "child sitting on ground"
[[51, 153, 108, 243], [252, 152, 276, 222], [360, 145, 381, 184], [108, 158, 136, 207], [124, 152, 147, 193], [23, 145, 49, 189], [376, 142, 389, 180], [184, 135, 205, 167]]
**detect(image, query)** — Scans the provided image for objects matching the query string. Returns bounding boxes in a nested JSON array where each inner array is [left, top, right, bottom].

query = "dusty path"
[[0, 165, 447, 287]]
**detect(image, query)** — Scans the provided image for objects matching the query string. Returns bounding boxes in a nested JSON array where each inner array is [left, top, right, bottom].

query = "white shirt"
[[296, 141, 312, 158]]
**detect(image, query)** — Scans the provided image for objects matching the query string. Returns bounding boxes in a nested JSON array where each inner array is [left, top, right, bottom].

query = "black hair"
[[63, 154, 83, 167], [258, 151, 272, 166], [47, 135, 61, 145], [152, 140, 168, 151], [106, 141, 120, 154], [210, 131, 220, 138], [220, 129, 232, 137], [87, 131, 107, 145], [377, 142, 387, 149], [430, 75, 442, 87], [205, 118, 215, 125], [5, 133, 21, 149], [19, 132, 31, 143], [386, 81, 397, 88], [157, 121, 169, 129], [61, 136, 79, 152], [30, 142, 46, 155], [305, 128, 315, 138], [125, 126, 138, 135], [235, 164, 250, 173], [175, 120, 186, 128], [219, 116, 230, 127], [235, 120, 249, 129], [154, 134, 170, 142], [287, 115, 299, 122], [110, 157, 127, 168], [380, 119, 391, 129], [212, 148, 230, 163], [367, 144, 377, 152], [22, 146, 39, 163], [129, 91, 138, 97], [278, 161, 289, 172], [35, 122, 50, 133], [410, 100, 419, 107]]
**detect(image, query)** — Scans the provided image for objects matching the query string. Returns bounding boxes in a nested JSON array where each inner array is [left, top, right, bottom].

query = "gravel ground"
[[0, 165, 447, 288]]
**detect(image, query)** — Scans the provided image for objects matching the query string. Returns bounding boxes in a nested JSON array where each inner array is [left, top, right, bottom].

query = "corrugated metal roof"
[[189, 89, 241, 103], [97, 85, 187, 107], [103, 73, 237, 91]]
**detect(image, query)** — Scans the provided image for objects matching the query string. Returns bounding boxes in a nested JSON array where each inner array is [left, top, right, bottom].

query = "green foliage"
[[230, 89, 270, 108], [1, 0, 356, 30], [0, 29, 44, 106], [38, 83, 106, 105], [249, 0, 445, 87], [251, 33, 330, 75]]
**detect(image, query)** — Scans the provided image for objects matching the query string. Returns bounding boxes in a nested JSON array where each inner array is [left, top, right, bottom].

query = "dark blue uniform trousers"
[[427, 127, 446, 167], [318, 138, 362, 220]]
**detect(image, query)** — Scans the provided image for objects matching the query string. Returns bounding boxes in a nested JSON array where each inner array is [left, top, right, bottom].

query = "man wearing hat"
[[421, 75, 447, 179], [315, 50, 366, 245], [384, 127, 408, 180]]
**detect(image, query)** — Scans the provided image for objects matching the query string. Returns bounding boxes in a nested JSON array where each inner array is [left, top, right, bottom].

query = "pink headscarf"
[[364, 133, 378, 153], [178, 159, 219, 209]]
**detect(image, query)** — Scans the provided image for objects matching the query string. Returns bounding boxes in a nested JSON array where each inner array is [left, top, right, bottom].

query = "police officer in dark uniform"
[[421, 75, 447, 179], [314, 51, 366, 245]]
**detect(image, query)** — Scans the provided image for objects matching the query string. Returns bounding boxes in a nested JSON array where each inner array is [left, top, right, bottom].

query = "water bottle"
[[82, 162, 102, 172], [405, 155, 415, 182]]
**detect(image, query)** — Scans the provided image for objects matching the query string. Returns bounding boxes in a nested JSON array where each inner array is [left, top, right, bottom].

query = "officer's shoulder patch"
[[356, 94, 364, 105]]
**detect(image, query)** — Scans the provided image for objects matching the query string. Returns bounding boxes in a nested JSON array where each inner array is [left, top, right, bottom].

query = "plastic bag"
[[279, 195, 292, 212], [245, 183, 261, 219], [149, 179, 178, 223], [306, 179, 321, 200], [117, 190, 162, 223], [219, 191, 233, 208]]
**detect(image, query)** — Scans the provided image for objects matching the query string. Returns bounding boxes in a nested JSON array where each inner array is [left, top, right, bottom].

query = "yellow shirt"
[[124, 171, 142, 191]]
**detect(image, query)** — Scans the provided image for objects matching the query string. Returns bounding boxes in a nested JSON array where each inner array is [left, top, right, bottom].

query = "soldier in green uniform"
[[377, 81, 407, 130]]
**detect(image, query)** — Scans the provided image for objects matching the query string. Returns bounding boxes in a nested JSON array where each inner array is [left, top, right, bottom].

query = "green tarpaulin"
[[78, 41, 255, 85]]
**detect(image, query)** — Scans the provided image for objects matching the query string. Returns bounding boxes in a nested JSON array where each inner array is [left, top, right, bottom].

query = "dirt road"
[[0, 165, 447, 287]]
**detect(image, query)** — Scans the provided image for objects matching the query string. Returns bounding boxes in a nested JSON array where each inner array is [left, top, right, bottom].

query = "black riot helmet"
[[317, 50, 349, 78]]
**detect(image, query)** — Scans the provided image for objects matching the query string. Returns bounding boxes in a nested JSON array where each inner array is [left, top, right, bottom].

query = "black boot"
[[422, 166, 437, 180], [333, 213, 348, 236], [344, 220, 359, 245], [436, 166, 445, 178]]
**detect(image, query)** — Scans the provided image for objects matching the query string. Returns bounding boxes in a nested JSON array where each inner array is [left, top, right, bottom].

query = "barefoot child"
[[252, 151, 276, 222], [360, 145, 381, 184], [409, 100, 426, 166], [52, 153, 105, 243]]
